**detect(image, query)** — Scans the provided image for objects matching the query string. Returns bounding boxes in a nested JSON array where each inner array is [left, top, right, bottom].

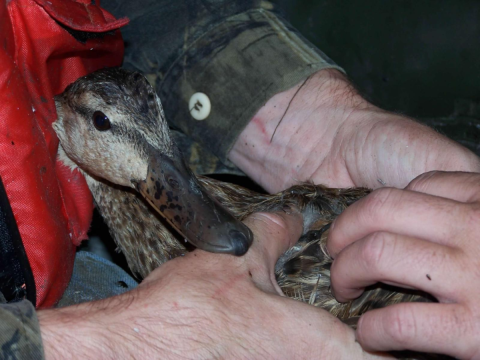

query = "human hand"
[[229, 69, 480, 192], [38, 212, 388, 360], [327, 171, 480, 359]]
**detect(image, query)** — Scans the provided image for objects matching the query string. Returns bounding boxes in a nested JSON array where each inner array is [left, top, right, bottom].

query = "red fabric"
[[0, 0, 127, 307]]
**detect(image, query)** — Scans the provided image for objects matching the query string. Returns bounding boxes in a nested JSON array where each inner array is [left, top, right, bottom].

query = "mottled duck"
[[54, 68, 431, 328]]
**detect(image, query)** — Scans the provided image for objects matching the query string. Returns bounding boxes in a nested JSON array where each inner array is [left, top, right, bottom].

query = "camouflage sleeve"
[[0, 294, 44, 360], [102, 0, 344, 171]]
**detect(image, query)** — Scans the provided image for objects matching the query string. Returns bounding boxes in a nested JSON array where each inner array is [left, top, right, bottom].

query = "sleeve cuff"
[[158, 8, 345, 164], [0, 300, 45, 359]]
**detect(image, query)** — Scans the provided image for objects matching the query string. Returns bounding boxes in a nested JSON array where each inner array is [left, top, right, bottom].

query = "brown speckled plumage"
[[202, 180, 431, 322], [54, 68, 443, 360]]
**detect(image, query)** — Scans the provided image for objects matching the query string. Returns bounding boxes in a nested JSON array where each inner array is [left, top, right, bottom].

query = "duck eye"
[[92, 111, 111, 131]]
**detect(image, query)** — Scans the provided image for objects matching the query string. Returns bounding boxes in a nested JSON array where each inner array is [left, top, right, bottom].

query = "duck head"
[[53, 68, 253, 256]]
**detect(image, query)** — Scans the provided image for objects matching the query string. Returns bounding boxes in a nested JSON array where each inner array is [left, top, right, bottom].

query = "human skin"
[[229, 69, 480, 192], [38, 213, 388, 360], [230, 69, 480, 358]]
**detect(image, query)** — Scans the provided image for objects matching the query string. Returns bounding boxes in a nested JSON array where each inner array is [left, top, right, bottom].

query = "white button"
[[189, 92, 211, 121]]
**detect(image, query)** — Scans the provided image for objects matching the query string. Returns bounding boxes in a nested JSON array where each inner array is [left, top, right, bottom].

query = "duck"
[[53, 67, 430, 325]]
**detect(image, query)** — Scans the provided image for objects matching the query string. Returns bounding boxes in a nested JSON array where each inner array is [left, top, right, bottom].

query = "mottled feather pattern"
[[86, 174, 186, 278]]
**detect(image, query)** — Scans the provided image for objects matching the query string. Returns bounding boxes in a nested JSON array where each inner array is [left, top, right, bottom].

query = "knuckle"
[[467, 204, 480, 230], [451, 305, 473, 334], [251, 213, 289, 235], [360, 232, 390, 267], [406, 171, 438, 192], [362, 188, 398, 221], [384, 305, 417, 346]]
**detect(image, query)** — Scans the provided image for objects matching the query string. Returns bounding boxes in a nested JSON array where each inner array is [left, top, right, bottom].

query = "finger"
[[243, 212, 303, 294], [407, 171, 480, 202], [244, 212, 303, 265], [327, 187, 467, 257], [356, 302, 476, 359], [147, 212, 303, 293], [330, 231, 461, 303]]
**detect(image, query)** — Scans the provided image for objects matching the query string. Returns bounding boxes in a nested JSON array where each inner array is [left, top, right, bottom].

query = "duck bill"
[[135, 146, 253, 256]]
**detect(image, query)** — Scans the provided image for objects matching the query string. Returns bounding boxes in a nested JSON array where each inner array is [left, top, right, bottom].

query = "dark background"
[[271, 0, 480, 154]]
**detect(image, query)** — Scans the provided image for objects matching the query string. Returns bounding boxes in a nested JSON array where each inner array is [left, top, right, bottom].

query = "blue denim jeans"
[[57, 251, 138, 308]]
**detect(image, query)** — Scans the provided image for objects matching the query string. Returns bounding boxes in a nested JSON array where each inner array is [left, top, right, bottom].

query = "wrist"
[[228, 68, 370, 192], [37, 294, 169, 360], [38, 306, 117, 360]]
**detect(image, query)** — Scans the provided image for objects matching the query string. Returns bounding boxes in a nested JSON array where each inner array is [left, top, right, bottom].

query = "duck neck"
[[57, 146, 186, 278]]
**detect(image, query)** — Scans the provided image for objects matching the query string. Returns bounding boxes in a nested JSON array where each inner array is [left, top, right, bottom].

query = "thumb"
[[243, 212, 303, 294]]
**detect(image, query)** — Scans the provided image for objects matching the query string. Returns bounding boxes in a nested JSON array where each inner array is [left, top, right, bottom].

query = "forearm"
[[39, 304, 116, 359], [38, 291, 178, 360], [38, 290, 209, 360]]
